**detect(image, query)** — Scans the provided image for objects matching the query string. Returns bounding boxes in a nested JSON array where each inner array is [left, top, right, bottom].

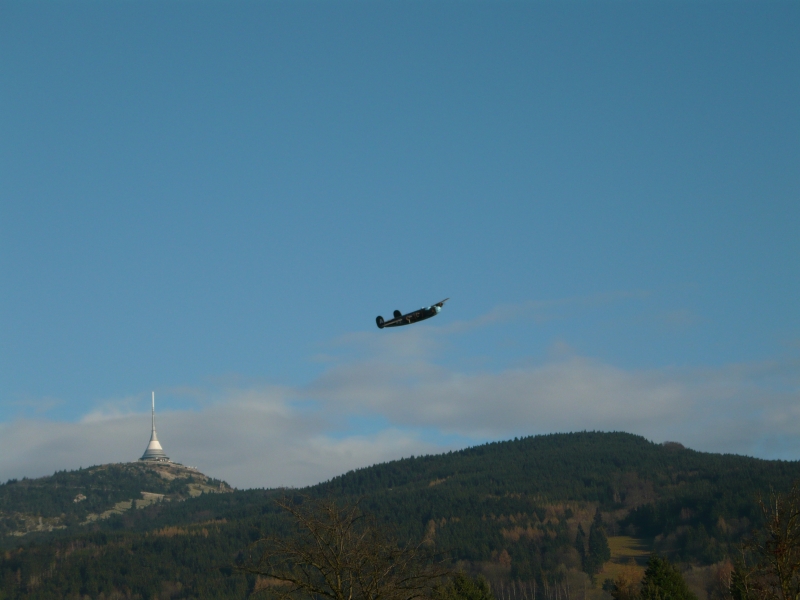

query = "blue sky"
[[1, 1, 798, 488]]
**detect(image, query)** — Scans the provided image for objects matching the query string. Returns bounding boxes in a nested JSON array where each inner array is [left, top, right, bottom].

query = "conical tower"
[[140, 392, 169, 462]]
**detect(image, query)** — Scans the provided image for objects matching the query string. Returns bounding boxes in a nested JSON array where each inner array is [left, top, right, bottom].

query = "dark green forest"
[[0, 462, 231, 540], [1, 432, 799, 599]]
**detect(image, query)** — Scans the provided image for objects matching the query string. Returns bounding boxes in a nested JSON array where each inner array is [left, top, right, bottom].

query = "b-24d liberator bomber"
[[376, 298, 449, 329]]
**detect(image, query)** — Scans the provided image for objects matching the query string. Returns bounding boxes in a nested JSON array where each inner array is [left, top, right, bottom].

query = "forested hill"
[[0, 461, 232, 539], [2, 432, 800, 599], [319, 431, 798, 506], [311, 432, 800, 563]]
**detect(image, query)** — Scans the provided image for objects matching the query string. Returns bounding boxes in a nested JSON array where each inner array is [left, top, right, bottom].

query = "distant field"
[[598, 536, 651, 584]]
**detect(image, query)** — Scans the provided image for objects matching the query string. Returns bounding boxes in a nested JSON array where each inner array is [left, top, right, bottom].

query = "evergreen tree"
[[434, 572, 495, 600], [586, 509, 611, 575], [607, 572, 640, 600], [640, 555, 697, 600], [575, 523, 587, 569]]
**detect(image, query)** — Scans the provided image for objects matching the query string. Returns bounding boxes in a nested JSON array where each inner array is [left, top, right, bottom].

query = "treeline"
[[1, 432, 799, 598]]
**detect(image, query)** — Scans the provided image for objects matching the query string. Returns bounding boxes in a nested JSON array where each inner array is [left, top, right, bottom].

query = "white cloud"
[[0, 389, 445, 489], [307, 354, 800, 455]]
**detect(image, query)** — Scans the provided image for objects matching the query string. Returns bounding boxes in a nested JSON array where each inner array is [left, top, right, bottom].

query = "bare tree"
[[240, 496, 448, 600], [732, 483, 800, 600]]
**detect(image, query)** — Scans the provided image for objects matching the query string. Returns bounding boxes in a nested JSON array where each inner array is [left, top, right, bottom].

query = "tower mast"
[[140, 391, 169, 462]]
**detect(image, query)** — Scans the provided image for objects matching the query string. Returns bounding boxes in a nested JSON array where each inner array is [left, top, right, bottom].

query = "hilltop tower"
[[140, 392, 170, 462]]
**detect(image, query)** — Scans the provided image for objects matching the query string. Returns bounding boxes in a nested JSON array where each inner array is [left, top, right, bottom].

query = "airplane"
[[376, 298, 449, 329]]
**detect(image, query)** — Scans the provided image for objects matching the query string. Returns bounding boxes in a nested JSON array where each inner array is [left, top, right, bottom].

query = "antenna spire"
[[140, 390, 169, 462]]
